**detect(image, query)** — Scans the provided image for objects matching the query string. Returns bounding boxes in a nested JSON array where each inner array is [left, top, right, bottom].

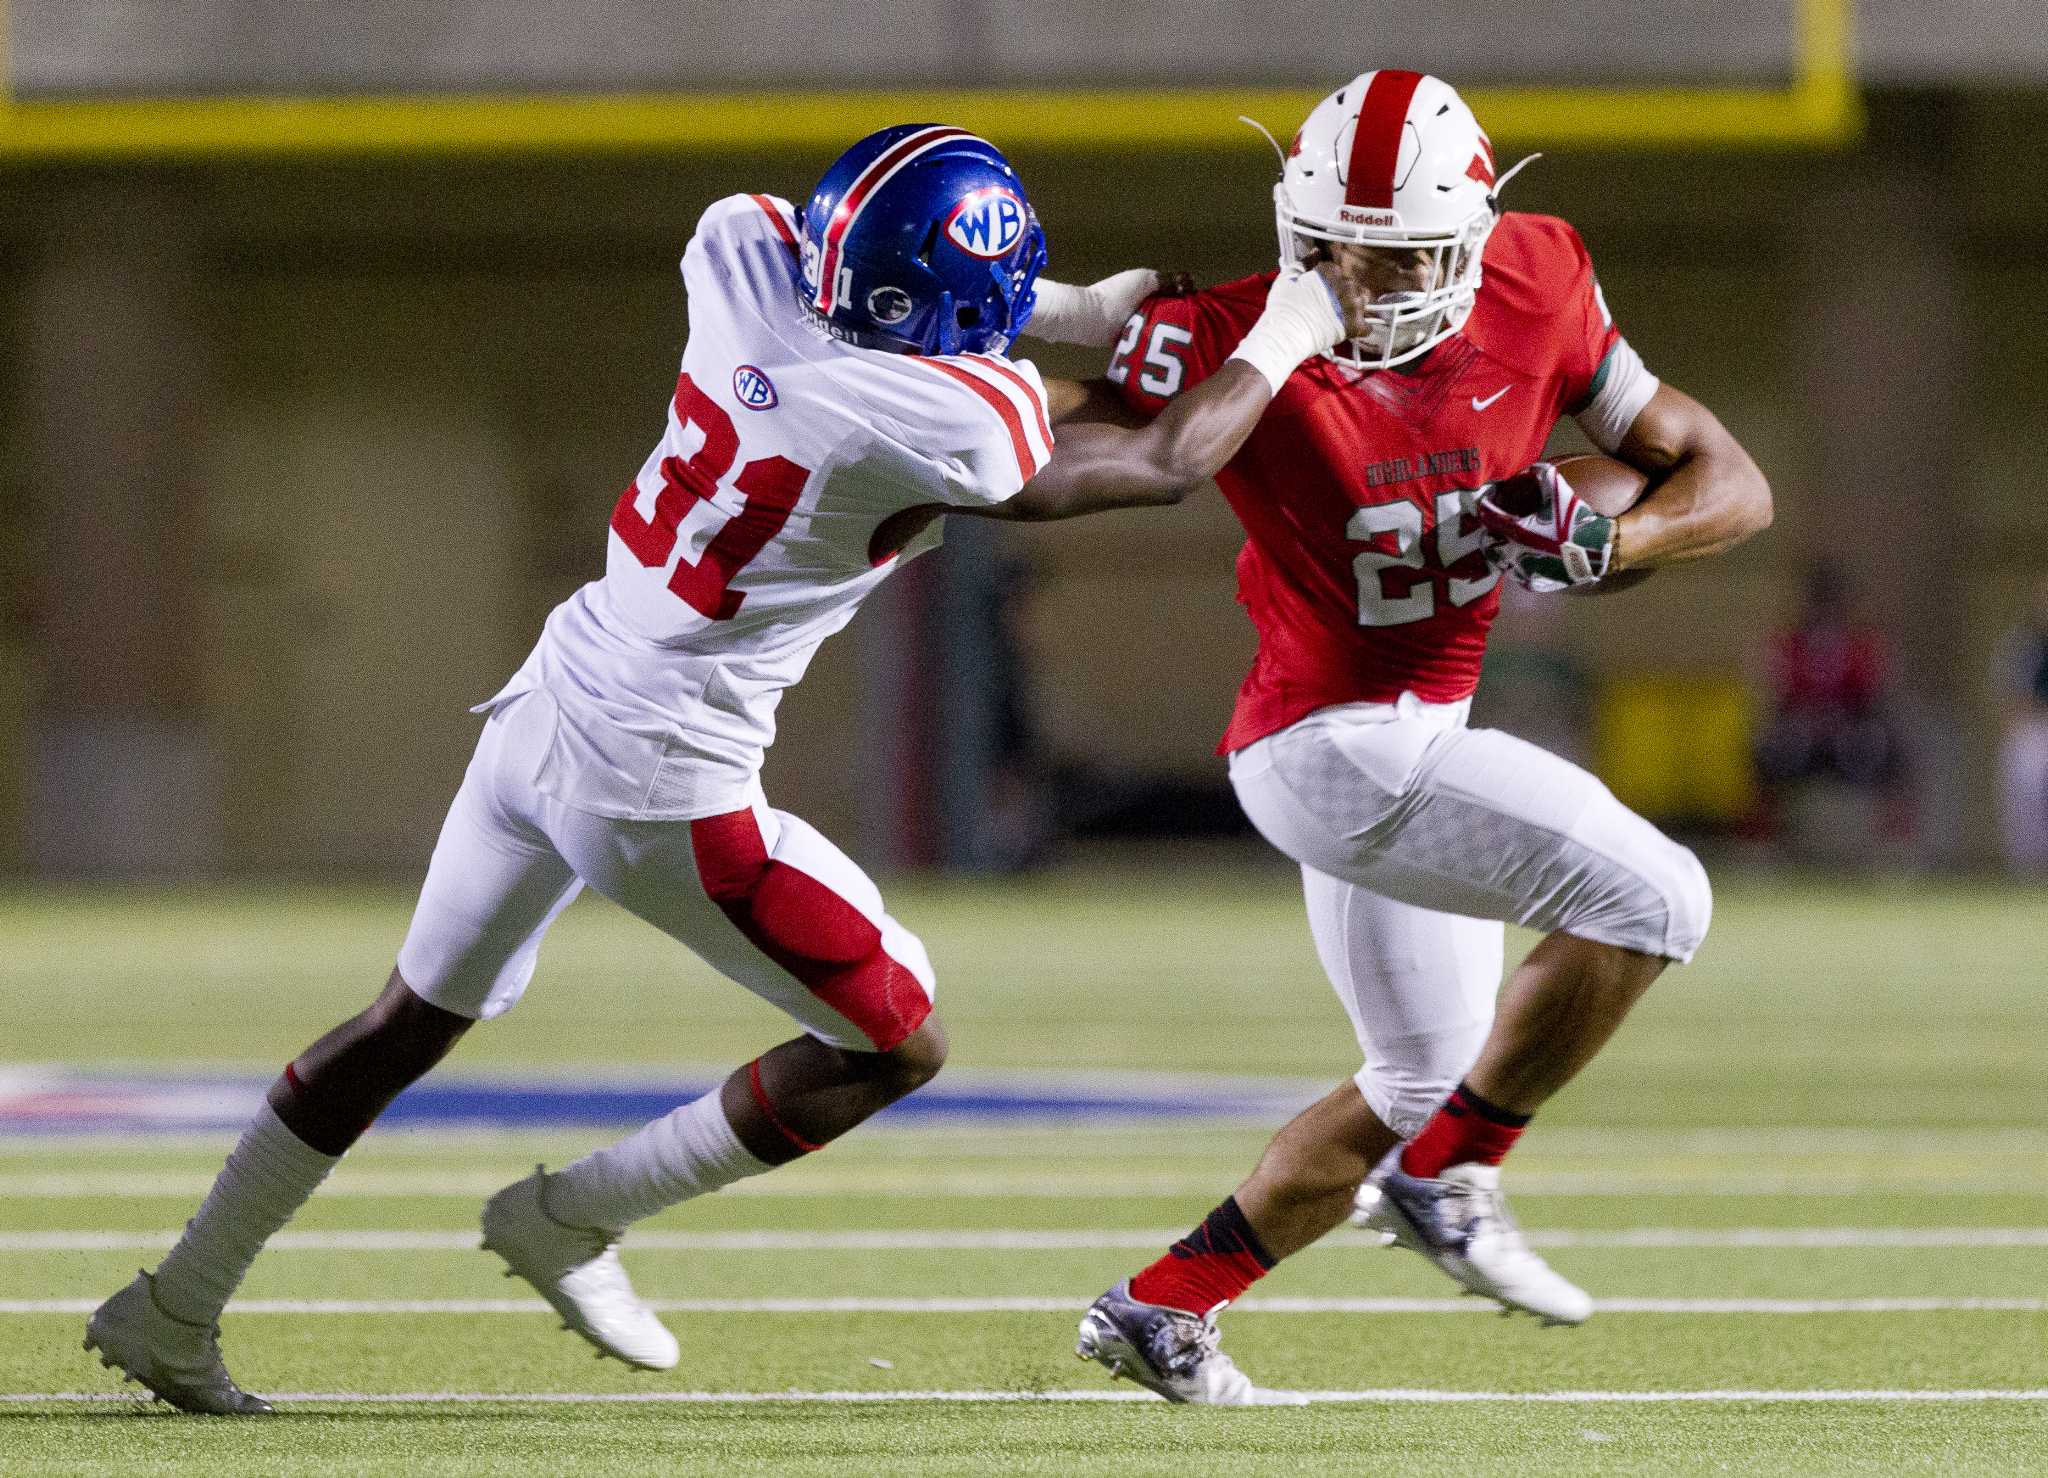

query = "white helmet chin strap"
[[1490, 152, 1543, 200]]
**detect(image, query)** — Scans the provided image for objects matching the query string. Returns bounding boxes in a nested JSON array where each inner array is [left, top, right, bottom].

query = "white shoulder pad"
[[857, 353, 1055, 508], [683, 193, 801, 283]]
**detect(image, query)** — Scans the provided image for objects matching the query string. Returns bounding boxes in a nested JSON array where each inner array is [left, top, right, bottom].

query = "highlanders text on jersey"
[[1108, 213, 1656, 753], [482, 192, 1053, 818]]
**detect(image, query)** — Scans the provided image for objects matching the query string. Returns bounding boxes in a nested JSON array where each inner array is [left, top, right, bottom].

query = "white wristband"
[[1225, 269, 1345, 396], [1027, 270, 1164, 348]]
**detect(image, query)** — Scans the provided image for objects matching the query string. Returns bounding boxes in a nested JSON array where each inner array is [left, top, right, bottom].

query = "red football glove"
[[1475, 462, 1617, 592]]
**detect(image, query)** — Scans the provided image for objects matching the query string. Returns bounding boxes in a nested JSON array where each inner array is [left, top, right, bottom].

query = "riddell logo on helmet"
[[1338, 206, 1399, 227]]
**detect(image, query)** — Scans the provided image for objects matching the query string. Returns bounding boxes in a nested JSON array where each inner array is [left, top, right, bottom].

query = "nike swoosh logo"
[[1471, 386, 1513, 411]]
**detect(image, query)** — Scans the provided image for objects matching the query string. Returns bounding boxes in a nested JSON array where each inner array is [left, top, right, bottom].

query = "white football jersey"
[[480, 192, 1054, 818]]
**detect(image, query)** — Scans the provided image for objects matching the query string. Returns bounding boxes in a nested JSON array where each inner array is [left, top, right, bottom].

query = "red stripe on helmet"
[[816, 126, 973, 316], [1345, 69, 1425, 210]]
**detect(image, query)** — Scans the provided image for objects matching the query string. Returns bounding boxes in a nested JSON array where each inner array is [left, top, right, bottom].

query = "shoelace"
[[1157, 1312, 1227, 1380], [1443, 1180, 1549, 1270]]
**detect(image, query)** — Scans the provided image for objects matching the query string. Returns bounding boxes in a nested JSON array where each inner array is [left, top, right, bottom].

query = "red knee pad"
[[691, 810, 931, 1051]]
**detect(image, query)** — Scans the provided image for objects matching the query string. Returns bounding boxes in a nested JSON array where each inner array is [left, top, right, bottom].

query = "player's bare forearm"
[[963, 361, 1274, 523], [1609, 384, 1772, 570]]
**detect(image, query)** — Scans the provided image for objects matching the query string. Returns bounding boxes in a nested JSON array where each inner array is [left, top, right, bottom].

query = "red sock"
[[1128, 1196, 1274, 1315], [1399, 1081, 1531, 1179]]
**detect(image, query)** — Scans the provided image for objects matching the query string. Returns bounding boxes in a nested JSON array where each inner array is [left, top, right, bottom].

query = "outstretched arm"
[[963, 267, 1356, 524], [1021, 270, 1177, 349], [1609, 383, 1772, 570], [975, 361, 1279, 521]]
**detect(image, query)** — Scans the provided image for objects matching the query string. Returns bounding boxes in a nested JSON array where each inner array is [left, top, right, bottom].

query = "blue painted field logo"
[[732, 365, 777, 410], [942, 187, 1028, 260]]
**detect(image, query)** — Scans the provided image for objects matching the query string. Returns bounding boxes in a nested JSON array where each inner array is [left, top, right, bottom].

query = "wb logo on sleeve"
[[732, 365, 778, 410]]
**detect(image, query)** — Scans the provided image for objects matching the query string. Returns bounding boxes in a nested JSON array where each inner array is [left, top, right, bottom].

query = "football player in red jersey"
[[1072, 71, 1772, 1404]]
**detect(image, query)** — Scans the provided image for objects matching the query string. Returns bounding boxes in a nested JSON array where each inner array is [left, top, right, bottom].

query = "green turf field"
[[3, 867, 2046, 1474]]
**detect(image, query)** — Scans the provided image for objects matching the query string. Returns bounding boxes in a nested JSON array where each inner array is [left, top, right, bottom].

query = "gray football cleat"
[[83, 1270, 274, 1416], [481, 1165, 680, 1371], [1355, 1147, 1593, 1326], [1076, 1281, 1307, 1406]]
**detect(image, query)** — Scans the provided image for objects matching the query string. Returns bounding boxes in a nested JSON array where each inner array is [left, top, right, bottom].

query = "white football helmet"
[[1270, 70, 1535, 368]]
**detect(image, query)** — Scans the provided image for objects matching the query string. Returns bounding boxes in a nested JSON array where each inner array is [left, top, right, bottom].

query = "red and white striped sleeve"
[[890, 352, 1056, 506]]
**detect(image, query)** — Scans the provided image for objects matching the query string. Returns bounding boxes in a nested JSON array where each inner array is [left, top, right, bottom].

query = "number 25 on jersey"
[[1348, 489, 1500, 627], [609, 373, 812, 621], [1107, 318, 1193, 398]]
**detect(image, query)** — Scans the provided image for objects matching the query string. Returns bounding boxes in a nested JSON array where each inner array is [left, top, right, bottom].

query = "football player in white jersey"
[[84, 124, 1369, 1414]]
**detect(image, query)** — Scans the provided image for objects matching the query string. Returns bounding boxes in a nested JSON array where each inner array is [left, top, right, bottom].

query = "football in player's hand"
[[1547, 453, 1655, 596]]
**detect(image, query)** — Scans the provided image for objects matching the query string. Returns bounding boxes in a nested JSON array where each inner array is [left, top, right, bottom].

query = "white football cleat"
[[1076, 1281, 1308, 1406], [83, 1270, 274, 1416], [1355, 1149, 1594, 1326], [481, 1165, 680, 1371]]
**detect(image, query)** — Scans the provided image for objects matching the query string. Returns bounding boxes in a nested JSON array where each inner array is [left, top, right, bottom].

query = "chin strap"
[[1237, 115, 1290, 170], [1487, 153, 1543, 210]]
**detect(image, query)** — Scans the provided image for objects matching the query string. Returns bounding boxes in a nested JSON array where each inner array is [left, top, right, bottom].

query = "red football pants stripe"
[[689, 809, 931, 1052]]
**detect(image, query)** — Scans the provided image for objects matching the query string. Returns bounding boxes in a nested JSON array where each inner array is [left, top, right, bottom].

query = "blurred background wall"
[[2, 2, 2045, 877], [15, 1, 2048, 89]]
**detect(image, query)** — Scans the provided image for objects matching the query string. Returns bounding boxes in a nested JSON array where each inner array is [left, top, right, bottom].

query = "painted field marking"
[[4, 1172, 2043, 1199], [7, 1296, 2046, 1315], [8, 1226, 2048, 1254], [7, 1124, 2048, 1157], [5, 1388, 2047, 1407]]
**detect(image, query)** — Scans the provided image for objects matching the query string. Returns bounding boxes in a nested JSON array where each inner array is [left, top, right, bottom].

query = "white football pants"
[[1228, 696, 1711, 1138], [395, 690, 936, 1052]]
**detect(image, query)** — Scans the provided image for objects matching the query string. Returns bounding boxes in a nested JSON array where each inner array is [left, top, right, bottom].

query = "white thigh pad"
[[1234, 712, 1712, 963], [1300, 867, 1502, 1139], [397, 698, 585, 1019]]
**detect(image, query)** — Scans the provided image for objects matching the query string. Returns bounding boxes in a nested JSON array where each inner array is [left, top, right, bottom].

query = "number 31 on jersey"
[[609, 373, 812, 621]]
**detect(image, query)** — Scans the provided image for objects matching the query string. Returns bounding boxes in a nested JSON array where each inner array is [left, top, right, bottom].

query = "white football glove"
[[1475, 462, 1618, 592], [1224, 266, 1347, 395], [1026, 270, 1166, 348]]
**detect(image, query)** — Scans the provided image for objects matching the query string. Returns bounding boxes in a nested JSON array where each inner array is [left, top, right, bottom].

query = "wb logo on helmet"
[[942, 188, 1027, 260]]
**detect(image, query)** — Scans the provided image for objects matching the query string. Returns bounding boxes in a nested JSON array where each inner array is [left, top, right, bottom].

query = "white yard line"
[[3, 1172, 2041, 1198], [7, 1226, 2048, 1253], [1531, 1227, 2048, 1248], [7, 1296, 2046, 1315], [8, 1124, 2048, 1161], [5, 1387, 2047, 1406]]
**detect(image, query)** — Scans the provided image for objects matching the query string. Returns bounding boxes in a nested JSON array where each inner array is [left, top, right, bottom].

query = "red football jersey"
[[1107, 212, 1625, 753]]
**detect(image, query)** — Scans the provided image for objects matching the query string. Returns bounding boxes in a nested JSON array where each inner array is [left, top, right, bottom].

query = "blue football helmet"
[[798, 124, 1047, 357]]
